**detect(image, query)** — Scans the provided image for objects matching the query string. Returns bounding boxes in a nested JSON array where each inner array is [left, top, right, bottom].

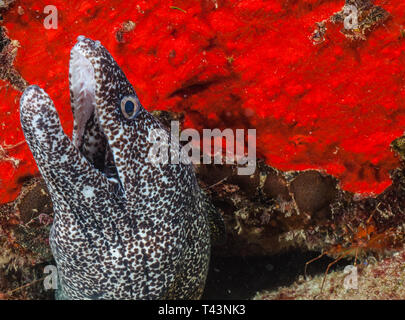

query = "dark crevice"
[[169, 80, 218, 98]]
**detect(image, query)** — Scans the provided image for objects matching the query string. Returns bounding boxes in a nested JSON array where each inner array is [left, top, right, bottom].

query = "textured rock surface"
[[254, 246, 405, 300]]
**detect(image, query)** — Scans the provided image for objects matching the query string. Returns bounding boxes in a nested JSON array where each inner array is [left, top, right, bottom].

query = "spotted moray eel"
[[19, 36, 225, 300]]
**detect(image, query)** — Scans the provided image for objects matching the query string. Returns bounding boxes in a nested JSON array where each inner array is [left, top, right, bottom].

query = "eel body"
[[19, 36, 224, 299]]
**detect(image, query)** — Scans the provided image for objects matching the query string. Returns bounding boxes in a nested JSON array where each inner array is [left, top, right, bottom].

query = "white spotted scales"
[[19, 36, 225, 300]]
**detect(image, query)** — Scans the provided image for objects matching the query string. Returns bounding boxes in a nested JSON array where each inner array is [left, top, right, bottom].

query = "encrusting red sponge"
[[0, 0, 405, 204]]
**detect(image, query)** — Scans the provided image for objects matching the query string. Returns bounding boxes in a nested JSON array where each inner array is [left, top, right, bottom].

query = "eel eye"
[[120, 95, 140, 119]]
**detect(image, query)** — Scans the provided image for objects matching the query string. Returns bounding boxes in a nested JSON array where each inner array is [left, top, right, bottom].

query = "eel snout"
[[20, 84, 65, 153]]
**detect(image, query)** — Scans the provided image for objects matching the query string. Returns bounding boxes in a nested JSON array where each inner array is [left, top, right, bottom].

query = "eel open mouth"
[[70, 46, 96, 149], [69, 39, 120, 186]]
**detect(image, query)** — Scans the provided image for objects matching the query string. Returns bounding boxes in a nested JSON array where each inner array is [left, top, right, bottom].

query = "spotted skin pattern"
[[20, 37, 223, 299]]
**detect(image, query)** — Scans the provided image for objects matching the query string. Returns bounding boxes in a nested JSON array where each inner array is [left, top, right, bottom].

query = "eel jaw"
[[69, 37, 121, 186], [69, 47, 96, 149]]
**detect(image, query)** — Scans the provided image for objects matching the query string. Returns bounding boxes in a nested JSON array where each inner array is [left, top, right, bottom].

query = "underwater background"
[[0, 0, 404, 299]]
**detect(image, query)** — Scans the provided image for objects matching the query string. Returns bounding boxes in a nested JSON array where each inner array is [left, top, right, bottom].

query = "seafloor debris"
[[310, 21, 327, 45], [391, 135, 405, 161], [0, 140, 24, 168], [0, 0, 15, 11], [114, 20, 136, 43], [254, 246, 405, 299], [311, 0, 389, 43], [0, 178, 53, 299], [0, 177, 53, 268], [0, 26, 26, 91]]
